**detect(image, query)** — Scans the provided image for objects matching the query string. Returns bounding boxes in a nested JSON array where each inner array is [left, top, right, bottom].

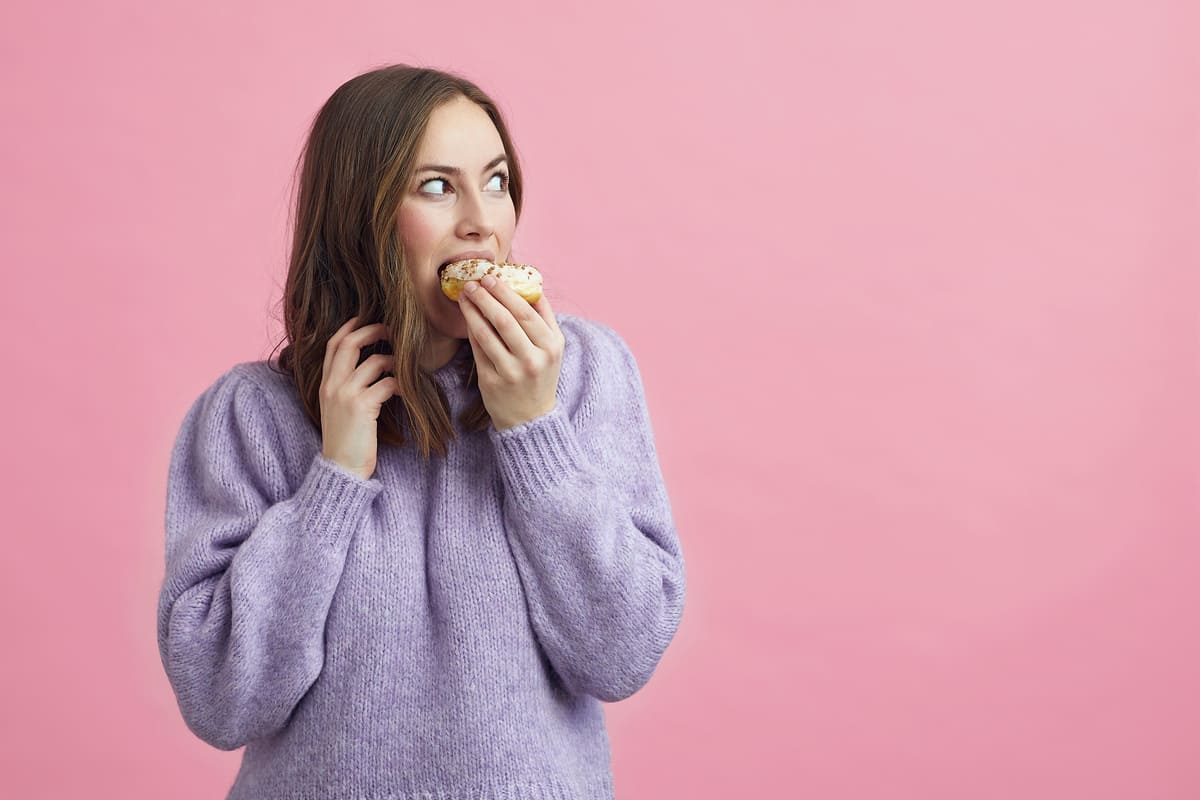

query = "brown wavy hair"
[[267, 64, 524, 461]]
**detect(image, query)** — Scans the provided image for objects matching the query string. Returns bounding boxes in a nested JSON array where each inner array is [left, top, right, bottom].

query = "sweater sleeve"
[[156, 366, 383, 750], [485, 321, 686, 703]]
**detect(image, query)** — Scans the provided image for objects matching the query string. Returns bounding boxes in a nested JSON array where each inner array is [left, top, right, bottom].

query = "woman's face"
[[397, 95, 517, 361]]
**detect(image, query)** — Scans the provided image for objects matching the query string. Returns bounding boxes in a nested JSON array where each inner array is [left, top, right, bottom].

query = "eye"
[[486, 171, 509, 191], [419, 170, 510, 196], [418, 177, 449, 195]]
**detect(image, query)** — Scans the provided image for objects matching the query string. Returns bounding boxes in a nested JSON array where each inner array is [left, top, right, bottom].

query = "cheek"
[[395, 207, 441, 256]]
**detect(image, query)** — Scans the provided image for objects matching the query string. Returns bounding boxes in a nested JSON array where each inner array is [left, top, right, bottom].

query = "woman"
[[156, 65, 686, 799]]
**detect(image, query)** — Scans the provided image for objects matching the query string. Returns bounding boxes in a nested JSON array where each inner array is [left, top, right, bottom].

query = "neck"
[[422, 336, 466, 373]]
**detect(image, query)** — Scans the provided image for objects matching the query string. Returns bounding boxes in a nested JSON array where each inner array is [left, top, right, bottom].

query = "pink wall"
[[2, 0, 1197, 797]]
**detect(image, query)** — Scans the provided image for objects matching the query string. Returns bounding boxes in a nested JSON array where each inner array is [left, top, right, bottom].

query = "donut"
[[440, 259, 543, 304]]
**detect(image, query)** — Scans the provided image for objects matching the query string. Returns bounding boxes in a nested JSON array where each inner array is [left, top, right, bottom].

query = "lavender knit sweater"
[[156, 312, 686, 800]]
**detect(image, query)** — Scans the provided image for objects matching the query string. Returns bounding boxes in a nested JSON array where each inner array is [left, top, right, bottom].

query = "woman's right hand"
[[319, 315, 397, 481]]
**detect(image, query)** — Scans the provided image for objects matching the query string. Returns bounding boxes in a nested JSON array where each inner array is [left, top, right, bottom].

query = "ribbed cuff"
[[293, 453, 384, 548], [487, 404, 592, 504]]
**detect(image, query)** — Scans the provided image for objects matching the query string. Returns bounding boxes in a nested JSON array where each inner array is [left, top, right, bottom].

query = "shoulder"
[[228, 359, 297, 398], [183, 361, 282, 417], [552, 312, 645, 412], [175, 362, 278, 440], [181, 360, 313, 448], [555, 311, 637, 374], [169, 362, 300, 504], [228, 360, 320, 443]]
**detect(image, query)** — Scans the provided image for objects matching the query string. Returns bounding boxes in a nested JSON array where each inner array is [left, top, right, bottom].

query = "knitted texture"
[[156, 312, 686, 800]]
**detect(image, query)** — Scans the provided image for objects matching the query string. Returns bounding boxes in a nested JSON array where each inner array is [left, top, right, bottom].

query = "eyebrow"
[[416, 154, 508, 176]]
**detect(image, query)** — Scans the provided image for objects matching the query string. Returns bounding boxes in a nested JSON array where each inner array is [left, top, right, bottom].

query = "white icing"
[[441, 259, 542, 290]]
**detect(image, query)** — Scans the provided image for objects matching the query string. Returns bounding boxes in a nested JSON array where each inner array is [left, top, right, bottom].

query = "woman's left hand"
[[460, 274, 565, 431]]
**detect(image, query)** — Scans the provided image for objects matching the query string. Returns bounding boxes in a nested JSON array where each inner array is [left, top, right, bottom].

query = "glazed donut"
[[440, 259, 543, 304]]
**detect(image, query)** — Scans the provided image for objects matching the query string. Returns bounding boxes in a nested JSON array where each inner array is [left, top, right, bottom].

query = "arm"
[[156, 366, 382, 750], [486, 322, 686, 702]]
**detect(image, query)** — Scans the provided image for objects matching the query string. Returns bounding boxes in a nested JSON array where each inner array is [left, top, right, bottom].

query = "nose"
[[454, 183, 497, 241]]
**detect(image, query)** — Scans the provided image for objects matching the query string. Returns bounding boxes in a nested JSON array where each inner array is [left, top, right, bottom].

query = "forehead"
[[417, 97, 504, 160]]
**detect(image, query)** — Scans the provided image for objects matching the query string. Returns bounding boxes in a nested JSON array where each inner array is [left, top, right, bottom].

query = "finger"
[[348, 352, 394, 392], [470, 279, 551, 354], [498, 280, 559, 347], [462, 302, 497, 376], [532, 292, 560, 336], [330, 322, 390, 385], [460, 290, 511, 371], [468, 329, 496, 378], [323, 315, 360, 385], [366, 373, 400, 403]]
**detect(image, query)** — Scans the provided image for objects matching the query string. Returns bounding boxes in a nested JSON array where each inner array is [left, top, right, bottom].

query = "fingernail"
[[464, 282, 477, 293], [481, 275, 496, 288]]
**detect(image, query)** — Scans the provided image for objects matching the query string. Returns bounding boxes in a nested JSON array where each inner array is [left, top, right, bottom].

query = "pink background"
[[2, 0, 1197, 797]]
